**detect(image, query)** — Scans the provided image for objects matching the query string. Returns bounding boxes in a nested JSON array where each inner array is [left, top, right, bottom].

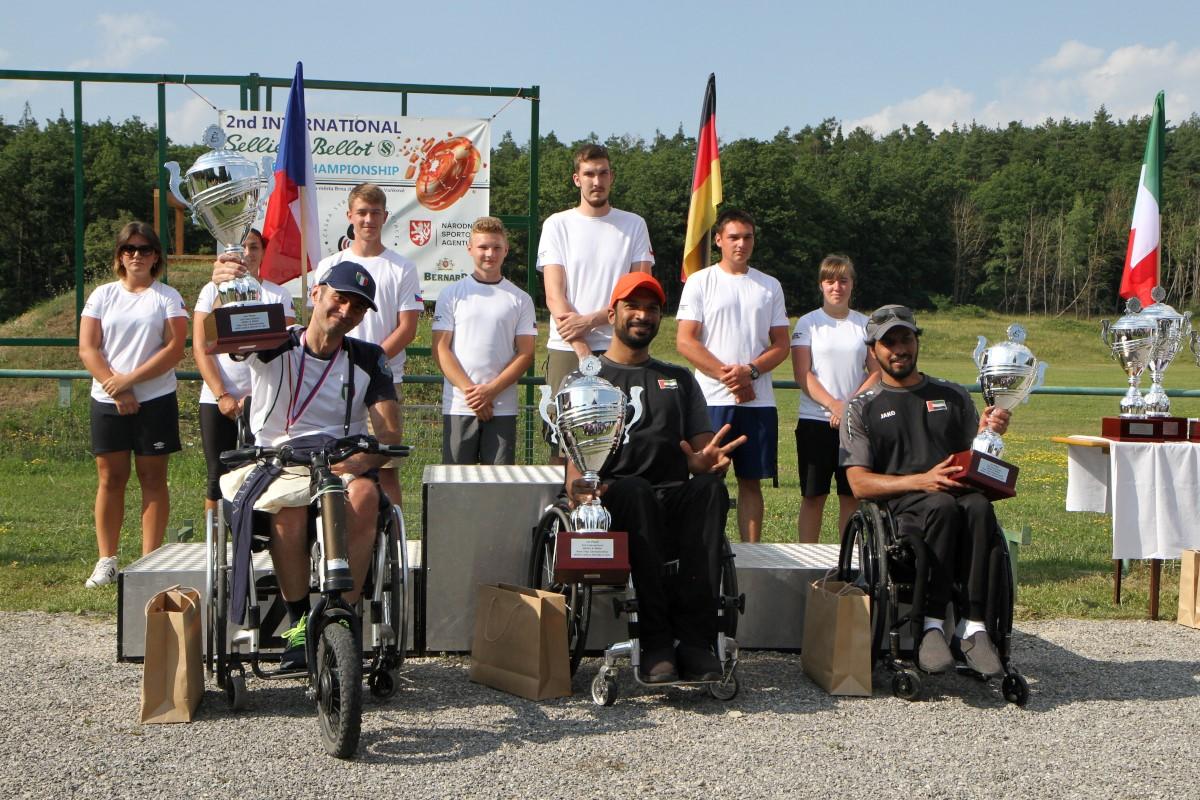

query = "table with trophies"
[[1054, 289, 1200, 619]]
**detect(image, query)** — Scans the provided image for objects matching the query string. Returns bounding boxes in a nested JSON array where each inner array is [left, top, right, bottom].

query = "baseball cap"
[[318, 261, 378, 311], [609, 272, 666, 308], [865, 304, 920, 343]]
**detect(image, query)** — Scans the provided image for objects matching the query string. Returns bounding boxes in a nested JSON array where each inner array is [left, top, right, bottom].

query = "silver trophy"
[[1139, 286, 1192, 417], [539, 357, 644, 532], [971, 324, 1046, 457], [164, 124, 274, 306], [1191, 329, 1200, 367], [1101, 298, 1157, 417]]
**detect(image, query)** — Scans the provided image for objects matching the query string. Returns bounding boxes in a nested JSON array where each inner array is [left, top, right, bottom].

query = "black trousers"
[[885, 491, 997, 620], [602, 473, 729, 650]]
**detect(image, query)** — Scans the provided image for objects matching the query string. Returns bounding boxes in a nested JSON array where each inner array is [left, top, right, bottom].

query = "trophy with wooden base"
[[1101, 294, 1187, 441]]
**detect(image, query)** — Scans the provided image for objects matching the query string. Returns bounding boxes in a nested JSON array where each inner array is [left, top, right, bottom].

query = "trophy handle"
[[1191, 330, 1200, 358], [1025, 361, 1048, 404], [972, 336, 987, 370], [537, 385, 558, 445], [163, 161, 193, 215], [260, 156, 276, 208], [1099, 318, 1111, 350], [623, 387, 645, 444]]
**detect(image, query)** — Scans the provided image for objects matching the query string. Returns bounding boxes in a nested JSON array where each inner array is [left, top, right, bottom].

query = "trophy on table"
[[1140, 287, 1191, 422], [538, 356, 644, 583], [165, 124, 289, 354], [950, 324, 1045, 500], [1100, 292, 1188, 441]]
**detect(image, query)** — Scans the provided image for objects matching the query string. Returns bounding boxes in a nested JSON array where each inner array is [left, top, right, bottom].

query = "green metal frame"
[[0, 68, 543, 457]]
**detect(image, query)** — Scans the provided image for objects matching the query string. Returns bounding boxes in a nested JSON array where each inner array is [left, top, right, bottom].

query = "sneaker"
[[638, 646, 679, 684], [676, 643, 723, 682], [84, 557, 117, 588], [280, 614, 307, 671], [917, 628, 954, 674], [957, 631, 1003, 677]]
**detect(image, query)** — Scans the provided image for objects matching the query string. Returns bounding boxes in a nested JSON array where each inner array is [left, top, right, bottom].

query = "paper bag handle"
[[480, 594, 526, 643], [144, 584, 200, 616], [814, 567, 859, 596]]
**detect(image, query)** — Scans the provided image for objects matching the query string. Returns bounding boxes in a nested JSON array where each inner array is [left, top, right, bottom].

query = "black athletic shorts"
[[90, 392, 181, 457], [795, 417, 851, 497], [199, 402, 239, 501]]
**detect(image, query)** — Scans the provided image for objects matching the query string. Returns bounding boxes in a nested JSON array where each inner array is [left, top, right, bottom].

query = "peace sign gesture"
[[680, 423, 748, 476]]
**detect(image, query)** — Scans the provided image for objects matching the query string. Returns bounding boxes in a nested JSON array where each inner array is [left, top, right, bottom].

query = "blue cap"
[[318, 261, 377, 311]]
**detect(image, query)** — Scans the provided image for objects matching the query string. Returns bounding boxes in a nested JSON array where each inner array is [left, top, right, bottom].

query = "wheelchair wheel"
[[224, 668, 247, 710], [708, 674, 739, 701], [378, 507, 407, 665], [891, 668, 922, 701], [839, 504, 890, 663], [208, 503, 231, 683], [316, 622, 362, 759], [528, 506, 592, 676], [591, 672, 618, 706], [204, 508, 217, 675], [1002, 673, 1029, 706], [717, 538, 740, 639]]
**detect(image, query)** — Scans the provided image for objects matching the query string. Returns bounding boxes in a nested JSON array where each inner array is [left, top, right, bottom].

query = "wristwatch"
[[748, 364, 760, 380]]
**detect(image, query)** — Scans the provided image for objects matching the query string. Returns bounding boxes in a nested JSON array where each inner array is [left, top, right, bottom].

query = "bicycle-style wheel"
[[527, 506, 592, 675], [316, 622, 362, 759]]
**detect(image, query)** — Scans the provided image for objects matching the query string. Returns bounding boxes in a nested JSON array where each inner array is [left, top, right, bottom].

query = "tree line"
[[3, 102, 1199, 324]]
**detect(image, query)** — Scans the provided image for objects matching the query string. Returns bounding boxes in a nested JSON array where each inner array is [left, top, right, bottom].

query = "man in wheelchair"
[[214, 258, 403, 670], [566, 273, 745, 684], [839, 304, 1010, 678]]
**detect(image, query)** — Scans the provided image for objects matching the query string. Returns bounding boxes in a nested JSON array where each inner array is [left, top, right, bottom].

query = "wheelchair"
[[204, 435, 411, 758], [836, 499, 1029, 705], [527, 501, 745, 706]]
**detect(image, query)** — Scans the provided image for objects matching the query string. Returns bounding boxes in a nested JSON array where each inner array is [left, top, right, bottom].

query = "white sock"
[[923, 617, 944, 634], [963, 619, 987, 638]]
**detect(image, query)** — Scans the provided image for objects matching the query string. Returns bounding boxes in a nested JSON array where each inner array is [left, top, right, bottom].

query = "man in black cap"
[[838, 304, 1010, 677], [212, 259, 401, 668]]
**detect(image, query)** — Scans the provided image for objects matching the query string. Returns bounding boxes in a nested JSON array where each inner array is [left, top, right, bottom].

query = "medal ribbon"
[[285, 331, 341, 433]]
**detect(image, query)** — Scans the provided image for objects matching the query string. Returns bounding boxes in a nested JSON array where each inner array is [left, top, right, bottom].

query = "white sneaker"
[[85, 556, 118, 588]]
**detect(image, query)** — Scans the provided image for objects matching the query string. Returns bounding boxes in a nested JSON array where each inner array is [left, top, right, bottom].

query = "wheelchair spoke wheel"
[[891, 668, 923, 701], [380, 508, 406, 667], [528, 507, 592, 676], [708, 674, 739, 701], [315, 622, 362, 759], [591, 672, 618, 706], [1002, 673, 1029, 707], [841, 506, 889, 664], [718, 538, 740, 639]]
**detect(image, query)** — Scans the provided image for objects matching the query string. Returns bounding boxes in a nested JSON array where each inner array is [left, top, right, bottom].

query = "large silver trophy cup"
[[1100, 298, 1156, 418], [1140, 286, 1192, 417], [971, 324, 1046, 457], [539, 357, 644, 532], [165, 124, 287, 353]]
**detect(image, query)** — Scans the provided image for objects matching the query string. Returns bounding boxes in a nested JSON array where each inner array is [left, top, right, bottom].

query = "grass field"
[[0, 259, 1191, 620]]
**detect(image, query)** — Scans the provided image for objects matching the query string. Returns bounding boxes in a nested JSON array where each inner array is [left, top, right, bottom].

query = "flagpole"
[[298, 191, 309, 325]]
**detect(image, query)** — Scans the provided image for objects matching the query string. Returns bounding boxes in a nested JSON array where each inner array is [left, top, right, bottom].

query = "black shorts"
[[795, 417, 851, 497], [199, 402, 239, 501], [90, 392, 181, 457]]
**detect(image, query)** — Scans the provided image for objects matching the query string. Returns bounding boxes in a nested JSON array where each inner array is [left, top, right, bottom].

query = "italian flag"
[[1120, 91, 1165, 307], [682, 74, 722, 280]]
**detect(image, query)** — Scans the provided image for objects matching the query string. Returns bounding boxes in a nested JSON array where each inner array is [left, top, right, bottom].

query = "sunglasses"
[[869, 306, 915, 325], [119, 244, 156, 257]]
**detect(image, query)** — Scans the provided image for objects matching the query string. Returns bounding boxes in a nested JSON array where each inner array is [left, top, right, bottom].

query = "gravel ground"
[[1, 613, 1197, 799]]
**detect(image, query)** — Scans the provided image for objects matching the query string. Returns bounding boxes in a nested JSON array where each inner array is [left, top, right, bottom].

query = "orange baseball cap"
[[609, 272, 666, 308]]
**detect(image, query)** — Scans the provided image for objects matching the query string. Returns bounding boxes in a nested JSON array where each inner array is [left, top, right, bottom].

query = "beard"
[[614, 318, 658, 349], [880, 356, 917, 382]]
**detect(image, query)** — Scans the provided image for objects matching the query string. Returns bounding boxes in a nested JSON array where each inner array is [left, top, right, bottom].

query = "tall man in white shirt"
[[537, 144, 654, 462], [676, 209, 791, 543], [312, 183, 423, 504]]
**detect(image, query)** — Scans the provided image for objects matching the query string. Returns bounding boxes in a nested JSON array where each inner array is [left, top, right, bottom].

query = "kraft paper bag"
[[1179, 550, 1200, 629], [469, 583, 571, 700], [801, 578, 872, 696], [140, 585, 204, 723]]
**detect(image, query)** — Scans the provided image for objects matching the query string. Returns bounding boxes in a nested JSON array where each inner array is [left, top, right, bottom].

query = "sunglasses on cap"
[[119, 244, 156, 257], [869, 306, 916, 325]]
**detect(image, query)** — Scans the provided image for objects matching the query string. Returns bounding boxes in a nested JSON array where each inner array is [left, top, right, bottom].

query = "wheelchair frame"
[[837, 499, 1029, 705], [527, 502, 745, 707]]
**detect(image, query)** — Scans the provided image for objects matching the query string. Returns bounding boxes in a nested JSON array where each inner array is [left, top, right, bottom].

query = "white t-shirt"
[[536, 207, 654, 352], [791, 308, 871, 421], [676, 265, 789, 408], [194, 280, 295, 404], [312, 248, 424, 377], [431, 275, 537, 416], [81, 280, 189, 404]]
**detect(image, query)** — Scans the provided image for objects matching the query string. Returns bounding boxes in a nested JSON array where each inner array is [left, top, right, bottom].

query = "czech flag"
[[1120, 91, 1165, 307], [682, 74, 722, 280], [260, 62, 320, 285]]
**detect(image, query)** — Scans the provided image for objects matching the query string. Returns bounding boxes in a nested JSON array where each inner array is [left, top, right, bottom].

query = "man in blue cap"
[[212, 258, 402, 668]]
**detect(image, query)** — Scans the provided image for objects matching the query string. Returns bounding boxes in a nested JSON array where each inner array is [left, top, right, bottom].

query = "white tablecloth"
[[1065, 438, 1200, 559]]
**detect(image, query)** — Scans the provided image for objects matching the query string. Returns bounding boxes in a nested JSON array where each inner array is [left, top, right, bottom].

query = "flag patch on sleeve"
[[926, 399, 947, 412], [658, 379, 678, 390]]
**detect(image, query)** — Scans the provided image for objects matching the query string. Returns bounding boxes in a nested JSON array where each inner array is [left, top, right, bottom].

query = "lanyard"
[[285, 330, 341, 434]]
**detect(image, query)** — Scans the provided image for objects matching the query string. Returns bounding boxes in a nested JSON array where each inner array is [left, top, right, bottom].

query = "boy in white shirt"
[[676, 209, 791, 542], [432, 217, 536, 464]]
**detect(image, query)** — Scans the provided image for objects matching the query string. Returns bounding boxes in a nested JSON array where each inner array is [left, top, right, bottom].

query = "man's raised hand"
[[680, 423, 748, 475]]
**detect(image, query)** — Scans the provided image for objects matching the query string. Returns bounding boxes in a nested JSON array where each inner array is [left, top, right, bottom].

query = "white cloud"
[[69, 13, 167, 70], [165, 95, 222, 144], [846, 87, 974, 135], [848, 40, 1200, 135]]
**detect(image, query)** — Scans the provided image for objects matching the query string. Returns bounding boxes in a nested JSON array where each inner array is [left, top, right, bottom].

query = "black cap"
[[865, 304, 919, 343], [318, 261, 377, 311]]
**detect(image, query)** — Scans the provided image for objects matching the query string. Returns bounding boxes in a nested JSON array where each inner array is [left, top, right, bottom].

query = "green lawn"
[[0, 273, 1191, 620]]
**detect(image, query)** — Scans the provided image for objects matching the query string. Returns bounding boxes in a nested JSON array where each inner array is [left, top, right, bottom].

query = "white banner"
[[220, 110, 490, 300]]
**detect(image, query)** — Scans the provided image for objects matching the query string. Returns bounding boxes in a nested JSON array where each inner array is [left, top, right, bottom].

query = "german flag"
[[682, 74, 722, 280]]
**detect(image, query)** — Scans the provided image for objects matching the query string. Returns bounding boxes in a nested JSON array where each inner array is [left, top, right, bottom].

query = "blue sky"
[[3, 1, 1200, 144]]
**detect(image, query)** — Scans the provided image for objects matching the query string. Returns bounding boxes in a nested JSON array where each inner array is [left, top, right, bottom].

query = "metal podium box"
[[724, 543, 842, 650], [420, 464, 563, 653], [117, 540, 420, 661]]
